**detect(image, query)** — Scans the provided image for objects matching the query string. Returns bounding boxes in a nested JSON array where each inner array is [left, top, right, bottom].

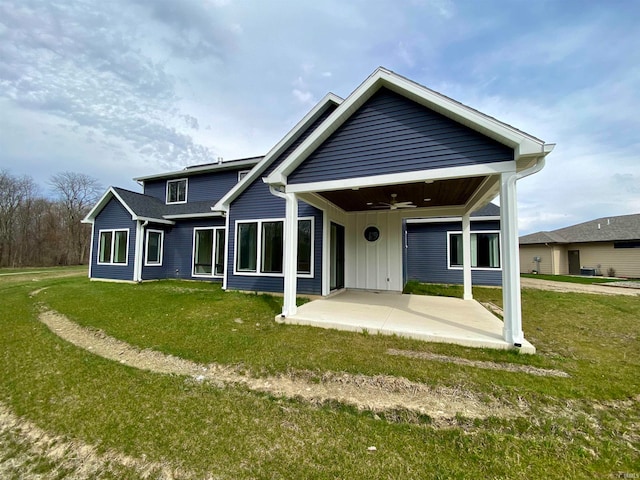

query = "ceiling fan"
[[373, 193, 417, 210]]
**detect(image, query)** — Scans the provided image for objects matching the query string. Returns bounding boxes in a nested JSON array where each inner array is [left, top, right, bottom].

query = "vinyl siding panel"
[[288, 88, 514, 185], [564, 242, 640, 278], [141, 218, 225, 281], [91, 198, 136, 281], [405, 220, 502, 286], [143, 170, 243, 203], [519, 245, 557, 275], [226, 104, 336, 295]]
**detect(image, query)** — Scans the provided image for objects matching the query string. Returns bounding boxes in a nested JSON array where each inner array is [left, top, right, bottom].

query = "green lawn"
[[1, 269, 638, 479], [520, 273, 625, 284]]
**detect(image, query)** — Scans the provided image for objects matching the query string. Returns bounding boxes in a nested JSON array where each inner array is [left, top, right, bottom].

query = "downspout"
[[134, 220, 148, 282]]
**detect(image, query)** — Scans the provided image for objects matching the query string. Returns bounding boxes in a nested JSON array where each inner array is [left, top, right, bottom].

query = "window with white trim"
[[193, 227, 225, 277], [98, 229, 129, 265], [166, 178, 187, 204], [238, 170, 250, 182], [448, 231, 501, 269], [235, 218, 314, 276], [145, 230, 164, 266]]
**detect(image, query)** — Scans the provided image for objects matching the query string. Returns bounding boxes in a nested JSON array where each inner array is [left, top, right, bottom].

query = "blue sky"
[[1, 0, 638, 234]]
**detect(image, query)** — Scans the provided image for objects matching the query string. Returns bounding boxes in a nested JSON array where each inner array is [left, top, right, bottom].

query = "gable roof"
[[82, 187, 225, 224], [265, 67, 554, 187], [520, 213, 640, 244], [212, 93, 343, 212]]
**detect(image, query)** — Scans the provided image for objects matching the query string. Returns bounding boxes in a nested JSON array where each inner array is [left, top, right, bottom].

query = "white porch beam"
[[500, 171, 523, 346], [282, 192, 299, 317], [462, 213, 473, 300]]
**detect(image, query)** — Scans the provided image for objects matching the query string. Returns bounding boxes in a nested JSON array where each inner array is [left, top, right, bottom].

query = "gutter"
[[516, 143, 555, 180]]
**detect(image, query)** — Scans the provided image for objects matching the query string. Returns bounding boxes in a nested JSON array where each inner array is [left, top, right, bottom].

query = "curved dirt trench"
[[38, 308, 523, 424]]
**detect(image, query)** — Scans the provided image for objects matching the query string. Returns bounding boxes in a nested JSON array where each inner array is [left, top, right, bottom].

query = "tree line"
[[0, 169, 102, 268]]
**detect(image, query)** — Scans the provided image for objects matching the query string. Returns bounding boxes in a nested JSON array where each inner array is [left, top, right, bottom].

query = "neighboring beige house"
[[519, 213, 640, 278]]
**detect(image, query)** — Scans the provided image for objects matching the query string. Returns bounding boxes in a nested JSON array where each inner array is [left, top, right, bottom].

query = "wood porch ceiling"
[[317, 177, 486, 212]]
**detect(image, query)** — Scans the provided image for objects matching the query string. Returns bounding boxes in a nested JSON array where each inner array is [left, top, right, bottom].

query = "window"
[[166, 178, 187, 204], [297, 219, 312, 274], [237, 222, 258, 272], [238, 170, 250, 182], [98, 229, 128, 265], [145, 230, 164, 266], [448, 231, 500, 269], [193, 227, 225, 277], [261, 221, 283, 273], [235, 218, 314, 276]]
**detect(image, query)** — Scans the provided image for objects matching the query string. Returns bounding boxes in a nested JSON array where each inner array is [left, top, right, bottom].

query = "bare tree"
[[49, 172, 102, 264], [0, 170, 38, 267]]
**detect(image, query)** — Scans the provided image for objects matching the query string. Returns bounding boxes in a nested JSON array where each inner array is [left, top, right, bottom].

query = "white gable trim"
[[81, 187, 174, 225], [212, 93, 343, 212], [265, 67, 552, 187]]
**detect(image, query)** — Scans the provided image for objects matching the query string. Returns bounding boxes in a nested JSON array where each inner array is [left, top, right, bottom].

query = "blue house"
[[84, 67, 553, 348]]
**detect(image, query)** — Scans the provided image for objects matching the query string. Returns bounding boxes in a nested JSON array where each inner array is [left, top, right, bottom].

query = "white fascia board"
[[163, 212, 222, 220], [406, 216, 500, 224], [83, 187, 138, 222], [284, 161, 516, 194], [134, 216, 175, 225], [265, 67, 551, 186], [212, 93, 344, 210], [133, 157, 262, 183]]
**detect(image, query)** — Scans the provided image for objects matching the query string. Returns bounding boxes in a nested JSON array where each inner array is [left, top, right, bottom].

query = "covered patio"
[[279, 290, 536, 353]]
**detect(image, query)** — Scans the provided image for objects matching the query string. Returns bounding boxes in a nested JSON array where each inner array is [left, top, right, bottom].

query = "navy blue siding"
[[141, 218, 225, 281], [405, 220, 502, 286], [91, 199, 136, 281], [289, 88, 514, 184], [226, 104, 336, 295], [143, 170, 243, 203]]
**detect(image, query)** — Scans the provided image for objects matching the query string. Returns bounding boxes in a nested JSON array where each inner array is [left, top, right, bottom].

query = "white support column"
[[500, 171, 524, 346], [282, 193, 299, 317], [462, 213, 473, 300]]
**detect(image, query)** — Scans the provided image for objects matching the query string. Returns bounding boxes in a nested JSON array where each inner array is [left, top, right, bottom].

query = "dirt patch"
[[38, 308, 520, 424], [0, 402, 193, 480], [520, 278, 640, 296], [387, 348, 570, 378]]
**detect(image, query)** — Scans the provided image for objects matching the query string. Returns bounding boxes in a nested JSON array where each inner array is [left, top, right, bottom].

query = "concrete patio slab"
[[278, 290, 536, 353]]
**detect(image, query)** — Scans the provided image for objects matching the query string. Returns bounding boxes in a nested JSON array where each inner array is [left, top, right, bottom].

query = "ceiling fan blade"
[[398, 204, 417, 208], [394, 201, 415, 207]]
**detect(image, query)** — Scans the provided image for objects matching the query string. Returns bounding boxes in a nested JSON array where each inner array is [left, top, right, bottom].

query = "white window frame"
[[97, 229, 129, 266], [166, 178, 188, 204], [238, 170, 251, 182], [192, 227, 225, 278], [447, 230, 502, 271], [233, 217, 314, 278], [144, 229, 164, 266]]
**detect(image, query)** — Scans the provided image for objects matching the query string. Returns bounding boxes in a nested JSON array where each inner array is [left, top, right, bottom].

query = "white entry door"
[[346, 211, 403, 291]]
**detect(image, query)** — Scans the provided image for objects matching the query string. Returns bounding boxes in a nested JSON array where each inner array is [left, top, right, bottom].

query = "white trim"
[[96, 228, 130, 266], [222, 213, 230, 290], [83, 187, 175, 225], [134, 157, 262, 182], [192, 226, 225, 278], [462, 214, 472, 300], [166, 178, 188, 204], [265, 67, 551, 186], [238, 170, 251, 182], [446, 230, 502, 271], [88, 222, 94, 278], [163, 212, 223, 220], [232, 217, 315, 279], [135, 216, 175, 225], [212, 93, 343, 212], [406, 215, 500, 224], [134, 221, 144, 281], [283, 162, 516, 194], [144, 229, 164, 266]]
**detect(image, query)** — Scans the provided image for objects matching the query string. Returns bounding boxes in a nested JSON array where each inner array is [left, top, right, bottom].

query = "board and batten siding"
[[141, 218, 226, 281], [288, 88, 514, 185], [405, 220, 502, 286], [225, 103, 337, 295], [91, 198, 136, 281], [143, 169, 243, 203]]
